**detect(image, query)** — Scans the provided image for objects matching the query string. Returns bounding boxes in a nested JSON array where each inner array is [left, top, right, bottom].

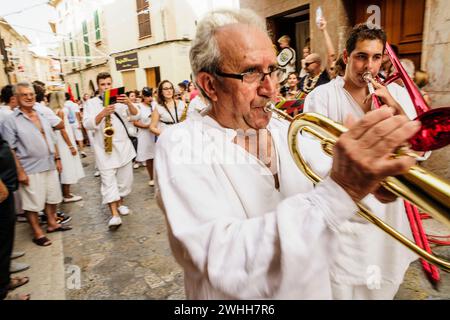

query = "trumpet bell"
[[409, 107, 450, 151]]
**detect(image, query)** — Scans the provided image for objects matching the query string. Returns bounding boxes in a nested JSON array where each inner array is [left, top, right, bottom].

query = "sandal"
[[32, 236, 52, 246], [8, 276, 29, 291], [47, 225, 72, 233]]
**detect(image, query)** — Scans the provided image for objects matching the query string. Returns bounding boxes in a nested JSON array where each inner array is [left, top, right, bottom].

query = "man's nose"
[[258, 74, 276, 98]]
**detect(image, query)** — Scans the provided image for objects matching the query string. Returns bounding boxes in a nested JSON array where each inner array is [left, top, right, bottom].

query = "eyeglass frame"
[[304, 61, 319, 67], [215, 66, 282, 84]]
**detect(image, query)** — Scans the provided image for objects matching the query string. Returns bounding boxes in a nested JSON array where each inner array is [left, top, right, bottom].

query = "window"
[[69, 33, 76, 69], [82, 21, 91, 63], [94, 10, 101, 42], [136, 0, 151, 39]]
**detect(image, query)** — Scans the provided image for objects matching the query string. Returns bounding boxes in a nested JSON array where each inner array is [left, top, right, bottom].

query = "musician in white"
[[83, 72, 140, 229], [277, 35, 296, 84], [155, 9, 421, 299], [304, 24, 421, 299]]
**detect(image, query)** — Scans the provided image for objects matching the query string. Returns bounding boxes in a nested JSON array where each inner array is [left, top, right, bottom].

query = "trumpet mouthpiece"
[[362, 72, 373, 82], [264, 101, 275, 113]]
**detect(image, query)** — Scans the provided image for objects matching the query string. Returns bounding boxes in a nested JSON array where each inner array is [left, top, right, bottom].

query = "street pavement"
[[10, 145, 450, 300]]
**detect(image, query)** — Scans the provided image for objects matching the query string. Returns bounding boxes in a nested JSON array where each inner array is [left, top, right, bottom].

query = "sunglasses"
[[305, 61, 319, 67]]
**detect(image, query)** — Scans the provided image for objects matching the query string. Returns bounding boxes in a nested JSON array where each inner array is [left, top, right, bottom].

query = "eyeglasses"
[[162, 87, 174, 91], [19, 93, 36, 98], [305, 61, 318, 67], [216, 66, 282, 84]]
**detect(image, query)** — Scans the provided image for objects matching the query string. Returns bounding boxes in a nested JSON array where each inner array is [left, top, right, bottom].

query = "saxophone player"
[[83, 72, 140, 229]]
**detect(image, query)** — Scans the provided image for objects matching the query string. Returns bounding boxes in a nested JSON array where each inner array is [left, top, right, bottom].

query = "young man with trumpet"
[[303, 24, 421, 299], [155, 9, 421, 299], [83, 72, 140, 229]]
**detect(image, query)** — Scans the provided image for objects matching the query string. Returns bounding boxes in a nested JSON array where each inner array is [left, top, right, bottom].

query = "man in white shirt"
[[303, 24, 421, 299], [154, 9, 421, 299], [83, 72, 140, 229], [64, 93, 86, 157]]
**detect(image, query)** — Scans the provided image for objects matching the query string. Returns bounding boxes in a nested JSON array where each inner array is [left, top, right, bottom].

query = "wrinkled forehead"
[[215, 24, 276, 70]]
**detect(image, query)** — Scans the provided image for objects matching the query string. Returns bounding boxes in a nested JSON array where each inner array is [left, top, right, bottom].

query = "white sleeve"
[[155, 134, 358, 298], [82, 100, 102, 131], [303, 88, 330, 117]]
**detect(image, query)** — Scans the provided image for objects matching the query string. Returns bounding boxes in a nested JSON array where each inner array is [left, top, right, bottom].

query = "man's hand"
[[70, 146, 78, 156], [331, 107, 421, 202], [18, 170, 29, 186], [0, 180, 9, 203], [116, 94, 131, 106], [102, 105, 116, 117], [373, 185, 398, 204], [56, 159, 63, 174], [367, 78, 404, 115], [318, 17, 327, 31]]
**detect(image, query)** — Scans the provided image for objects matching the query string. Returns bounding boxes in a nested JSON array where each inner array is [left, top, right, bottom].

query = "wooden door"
[[347, 0, 425, 70]]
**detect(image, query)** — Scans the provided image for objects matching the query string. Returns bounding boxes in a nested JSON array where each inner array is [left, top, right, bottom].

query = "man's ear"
[[196, 72, 219, 102], [343, 49, 349, 64]]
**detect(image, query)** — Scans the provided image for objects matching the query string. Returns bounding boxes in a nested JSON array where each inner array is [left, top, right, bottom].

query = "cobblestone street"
[[11, 145, 450, 300]]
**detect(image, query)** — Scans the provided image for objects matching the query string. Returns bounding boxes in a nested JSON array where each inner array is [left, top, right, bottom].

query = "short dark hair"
[[65, 92, 71, 101], [33, 84, 46, 103], [96, 72, 112, 85], [178, 82, 187, 90], [0, 85, 14, 104], [346, 23, 387, 55]]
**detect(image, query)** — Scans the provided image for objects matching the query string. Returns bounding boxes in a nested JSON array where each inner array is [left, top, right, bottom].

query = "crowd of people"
[[0, 6, 439, 301], [275, 16, 432, 115], [0, 72, 208, 300]]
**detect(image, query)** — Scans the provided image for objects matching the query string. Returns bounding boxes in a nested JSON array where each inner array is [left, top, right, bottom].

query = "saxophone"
[[180, 102, 189, 122], [103, 89, 115, 154]]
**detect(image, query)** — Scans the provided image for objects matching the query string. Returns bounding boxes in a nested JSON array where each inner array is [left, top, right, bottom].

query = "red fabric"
[[67, 85, 75, 102]]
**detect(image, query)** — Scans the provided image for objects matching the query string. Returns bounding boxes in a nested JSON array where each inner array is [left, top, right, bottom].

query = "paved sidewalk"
[[9, 146, 450, 300]]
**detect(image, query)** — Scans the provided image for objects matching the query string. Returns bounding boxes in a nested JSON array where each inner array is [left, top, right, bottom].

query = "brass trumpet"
[[264, 103, 450, 271]]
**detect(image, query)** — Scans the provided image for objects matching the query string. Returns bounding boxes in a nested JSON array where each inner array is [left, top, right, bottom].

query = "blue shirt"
[[0, 107, 56, 175]]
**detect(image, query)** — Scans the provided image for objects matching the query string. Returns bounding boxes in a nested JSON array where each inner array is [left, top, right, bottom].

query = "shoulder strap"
[[113, 112, 134, 141]]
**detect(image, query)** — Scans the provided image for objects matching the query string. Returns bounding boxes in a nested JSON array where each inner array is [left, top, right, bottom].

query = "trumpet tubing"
[[263, 103, 450, 271]]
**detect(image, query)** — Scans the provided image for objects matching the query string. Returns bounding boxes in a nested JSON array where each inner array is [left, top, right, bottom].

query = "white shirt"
[[0, 105, 14, 124], [34, 102, 62, 128], [83, 97, 141, 170], [64, 100, 81, 126], [155, 111, 360, 299], [304, 76, 418, 286]]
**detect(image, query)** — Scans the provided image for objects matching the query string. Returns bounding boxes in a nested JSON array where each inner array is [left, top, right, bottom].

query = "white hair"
[[13, 82, 34, 96], [189, 9, 268, 100]]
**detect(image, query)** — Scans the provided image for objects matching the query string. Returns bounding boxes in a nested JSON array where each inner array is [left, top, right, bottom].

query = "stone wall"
[[422, 0, 450, 108], [240, 0, 351, 74]]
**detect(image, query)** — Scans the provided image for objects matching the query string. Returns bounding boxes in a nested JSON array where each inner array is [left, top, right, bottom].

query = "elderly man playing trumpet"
[[155, 9, 421, 299]]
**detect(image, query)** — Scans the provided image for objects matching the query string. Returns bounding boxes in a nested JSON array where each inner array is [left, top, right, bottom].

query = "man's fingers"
[[344, 107, 394, 140], [373, 156, 416, 178], [371, 120, 421, 157], [357, 115, 410, 149]]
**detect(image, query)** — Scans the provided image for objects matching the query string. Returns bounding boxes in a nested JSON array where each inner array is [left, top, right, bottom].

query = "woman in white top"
[[49, 91, 85, 203], [133, 87, 156, 186], [149, 80, 187, 136]]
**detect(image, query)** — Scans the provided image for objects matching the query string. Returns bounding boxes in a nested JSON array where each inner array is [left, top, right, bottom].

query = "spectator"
[[277, 35, 296, 84], [150, 80, 188, 137], [0, 134, 30, 300], [0, 82, 72, 247], [64, 93, 86, 158], [299, 42, 311, 78], [298, 53, 330, 94], [0, 85, 18, 123], [178, 82, 190, 104], [317, 16, 338, 78], [48, 92, 85, 203], [133, 87, 156, 186], [414, 70, 432, 105]]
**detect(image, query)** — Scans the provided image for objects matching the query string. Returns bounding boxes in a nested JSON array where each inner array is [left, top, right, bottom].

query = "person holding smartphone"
[[83, 72, 140, 229]]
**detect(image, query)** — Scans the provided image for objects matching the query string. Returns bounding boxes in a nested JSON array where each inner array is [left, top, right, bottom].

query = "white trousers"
[[99, 161, 133, 204], [19, 170, 63, 212]]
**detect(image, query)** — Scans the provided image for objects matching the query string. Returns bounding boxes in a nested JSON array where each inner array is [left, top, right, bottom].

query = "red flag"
[[67, 85, 75, 102]]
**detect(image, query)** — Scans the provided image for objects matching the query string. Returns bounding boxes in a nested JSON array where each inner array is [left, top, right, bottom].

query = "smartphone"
[[316, 6, 323, 28], [103, 87, 125, 106]]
